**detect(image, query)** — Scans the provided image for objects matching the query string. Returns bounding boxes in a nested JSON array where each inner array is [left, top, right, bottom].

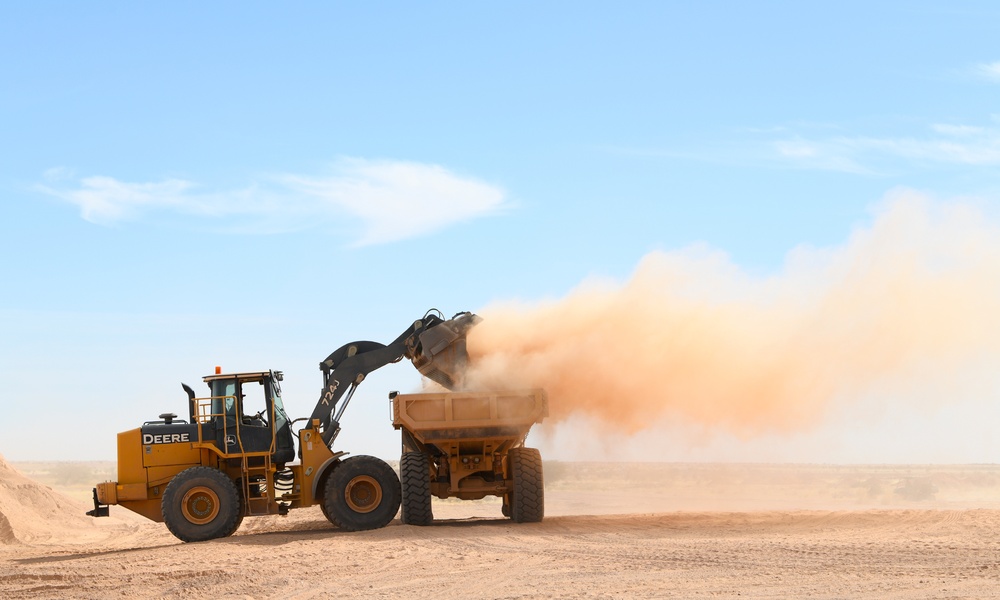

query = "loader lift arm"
[[308, 309, 483, 447], [308, 309, 482, 446]]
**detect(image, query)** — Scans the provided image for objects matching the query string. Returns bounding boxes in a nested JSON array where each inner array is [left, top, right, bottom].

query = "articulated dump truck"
[[87, 309, 548, 542], [393, 389, 548, 524]]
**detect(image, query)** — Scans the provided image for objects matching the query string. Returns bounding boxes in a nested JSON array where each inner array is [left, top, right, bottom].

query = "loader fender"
[[311, 456, 343, 500]]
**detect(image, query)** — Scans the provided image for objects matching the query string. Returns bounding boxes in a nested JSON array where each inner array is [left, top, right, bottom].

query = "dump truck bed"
[[392, 389, 548, 445]]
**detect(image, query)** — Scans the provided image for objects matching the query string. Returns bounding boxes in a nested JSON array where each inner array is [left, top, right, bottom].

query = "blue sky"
[[2, 2, 1000, 462]]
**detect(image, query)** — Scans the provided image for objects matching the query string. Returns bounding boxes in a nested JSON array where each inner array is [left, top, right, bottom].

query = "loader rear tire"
[[400, 452, 433, 526], [509, 447, 544, 523], [322, 455, 401, 531], [162, 466, 242, 542]]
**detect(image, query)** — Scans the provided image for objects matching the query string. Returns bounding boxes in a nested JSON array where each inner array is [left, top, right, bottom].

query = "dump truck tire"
[[322, 455, 401, 531], [400, 452, 433, 526], [509, 447, 544, 523], [162, 466, 242, 542]]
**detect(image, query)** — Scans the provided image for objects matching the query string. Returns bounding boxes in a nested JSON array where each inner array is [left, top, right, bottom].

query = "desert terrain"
[[2, 457, 1000, 599]]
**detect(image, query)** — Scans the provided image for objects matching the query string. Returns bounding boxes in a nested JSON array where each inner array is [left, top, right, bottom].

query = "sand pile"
[[0, 453, 95, 545]]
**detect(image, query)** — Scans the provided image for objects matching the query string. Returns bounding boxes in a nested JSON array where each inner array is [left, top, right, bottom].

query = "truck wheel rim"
[[182, 486, 220, 524], [344, 475, 382, 513]]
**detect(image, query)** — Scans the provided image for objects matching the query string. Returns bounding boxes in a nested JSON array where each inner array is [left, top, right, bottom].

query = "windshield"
[[210, 379, 236, 418], [268, 374, 289, 431], [269, 370, 282, 398]]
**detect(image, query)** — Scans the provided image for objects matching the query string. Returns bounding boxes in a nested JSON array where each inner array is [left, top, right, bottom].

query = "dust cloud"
[[465, 190, 1000, 438]]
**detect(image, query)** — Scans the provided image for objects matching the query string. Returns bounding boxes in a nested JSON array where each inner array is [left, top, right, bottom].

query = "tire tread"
[[400, 452, 433, 526], [509, 447, 544, 523], [322, 455, 401, 531], [162, 466, 242, 543]]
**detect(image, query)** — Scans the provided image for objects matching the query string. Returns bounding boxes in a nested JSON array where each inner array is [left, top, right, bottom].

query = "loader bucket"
[[410, 312, 482, 389]]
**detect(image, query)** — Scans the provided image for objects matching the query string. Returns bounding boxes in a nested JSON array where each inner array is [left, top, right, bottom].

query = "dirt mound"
[[0, 453, 96, 545]]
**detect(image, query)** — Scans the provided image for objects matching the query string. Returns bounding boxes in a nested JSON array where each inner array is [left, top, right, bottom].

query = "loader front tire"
[[509, 447, 544, 523], [162, 466, 242, 542], [400, 452, 433, 526], [223, 485, 245, 537], [322, 455, 401, 531]]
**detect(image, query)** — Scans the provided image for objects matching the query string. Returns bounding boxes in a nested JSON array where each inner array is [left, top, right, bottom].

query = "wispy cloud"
[[930, 123, 985, 137], [36, 158, 508, 245], [973, 61, 1000, 82], [769, 121, 1000, 174], [599, 119, 1000, 177], [278, 158, 506, 246], [772, 139, 872, 174]]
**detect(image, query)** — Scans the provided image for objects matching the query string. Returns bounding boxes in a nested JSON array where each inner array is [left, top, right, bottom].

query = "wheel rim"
[[181, 486, 220, 525], [344, 475, 382, 513]]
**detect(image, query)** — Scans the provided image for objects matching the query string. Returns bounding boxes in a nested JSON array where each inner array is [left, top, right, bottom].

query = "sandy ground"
[[3, 460, 1000, 599]]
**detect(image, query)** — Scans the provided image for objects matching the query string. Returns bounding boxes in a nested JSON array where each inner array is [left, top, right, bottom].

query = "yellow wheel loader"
[[87, 310, 481, 542]]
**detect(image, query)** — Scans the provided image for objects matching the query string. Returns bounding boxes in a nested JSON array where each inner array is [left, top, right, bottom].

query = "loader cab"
[[198, 370, 295, 466]]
